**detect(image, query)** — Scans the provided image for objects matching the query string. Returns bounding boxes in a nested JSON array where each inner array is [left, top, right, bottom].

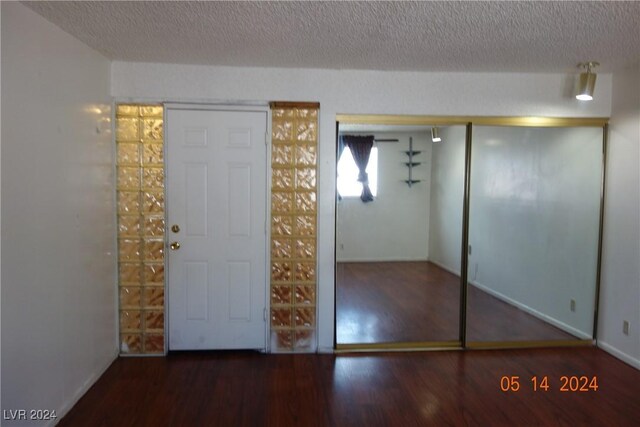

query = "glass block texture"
[[116, 104, 165, 355], [270, 106, 318, 352]]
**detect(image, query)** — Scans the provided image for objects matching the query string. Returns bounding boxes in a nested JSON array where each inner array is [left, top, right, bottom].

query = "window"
[[337, 146, 378, 198]]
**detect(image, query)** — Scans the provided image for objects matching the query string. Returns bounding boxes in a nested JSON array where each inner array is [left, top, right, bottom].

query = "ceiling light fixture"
[[576, 61, 599, 101], [431, 127, 441, 142]]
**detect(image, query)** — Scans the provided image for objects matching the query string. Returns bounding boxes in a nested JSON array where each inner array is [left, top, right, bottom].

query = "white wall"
[[1, 3, 116, 424], [337, 132, 431, 262], [467, 126, 603, 339], [428, 126, 466, 274], [111, 60, 612, 352], [598, 63, 640, 368]]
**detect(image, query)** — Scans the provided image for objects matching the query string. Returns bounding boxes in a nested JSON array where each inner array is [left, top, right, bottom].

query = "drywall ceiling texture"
[[25, 1, 640, 73]]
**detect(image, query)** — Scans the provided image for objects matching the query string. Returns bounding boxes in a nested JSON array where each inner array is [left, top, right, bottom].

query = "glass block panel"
[[117, 143, 140, 166], [272, 215, 293, 236], [272, 144, 293, 165], [272, 168, 294, 190], [295, 284, 316, 305], [140, 106, 163, 117], [295, 168, 316, 190], [143, 263, 164, 284], [295, 307, 315, 328], [273, 120, 293, 141], [117, 117, 140, 141], [143, 167, 164, 189], [143, 216, 165, 237], [144, 334, 164, 353], [271, 261, 293, 282], [119, 239, 141, 262], [295, 238, 316, 259], [272, 109, 294, 120], [295, 144, 317, 166], [295, 263, 316, 283], [143, 239, 164, 262], [118, 167, 141, 188], [143, 143, 164, 165], [120, 310, 142, 331], [120, 286, 142, 308], [118, 191, 141, 214], [142, 119, 163, 140], [119, 263, 142, 284], [272, 192, 293, 213], [143, 191, 164, 213], [144, 286, 164, 308], [295, 215, 316, 236], [295, 192, 317, 213], [295, 109, 317, 120], [271, 308, 293, 327], [271, 330, 293, 350], [272, 238, 292, 259], [296, 121, 316, 142], [294, 330, 314, 350], [120, 334, 142, 353], [271, 284, 292, 305], [145, 310, 164, 330], [118, 215, 141, 237], [117, 105, 139, 117]]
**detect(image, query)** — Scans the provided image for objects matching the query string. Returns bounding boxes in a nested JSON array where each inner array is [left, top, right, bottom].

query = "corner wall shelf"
[[404, 137, 422, 187]]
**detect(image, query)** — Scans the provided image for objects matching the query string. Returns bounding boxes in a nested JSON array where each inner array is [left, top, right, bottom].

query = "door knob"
[[171, 224, 180, 233], [170, 242, 181, 250]]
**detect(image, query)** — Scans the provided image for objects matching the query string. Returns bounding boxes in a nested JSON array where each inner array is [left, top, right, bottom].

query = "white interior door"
[[167, 107, 268, 350]]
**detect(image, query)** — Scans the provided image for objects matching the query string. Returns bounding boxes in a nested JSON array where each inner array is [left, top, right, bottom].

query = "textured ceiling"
[[24, 1, 640, 73]]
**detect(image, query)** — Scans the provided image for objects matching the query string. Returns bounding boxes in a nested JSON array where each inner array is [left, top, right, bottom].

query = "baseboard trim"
[[469, 280, 592, 340], [336, 257, 429, 263], [597, 341, 640, 370], [52, 348, 119, 426]]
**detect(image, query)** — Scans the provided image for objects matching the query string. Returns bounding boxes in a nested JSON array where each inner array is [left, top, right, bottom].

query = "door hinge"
[[263, 308, 268, 322], [265, 132, 268, 146]]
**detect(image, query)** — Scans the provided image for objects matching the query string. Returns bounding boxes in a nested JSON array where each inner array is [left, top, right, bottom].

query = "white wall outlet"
[[623, 320, 630, 335]]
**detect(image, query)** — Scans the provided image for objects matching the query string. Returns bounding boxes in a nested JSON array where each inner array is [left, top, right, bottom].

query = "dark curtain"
[[337, 136, 347, 201], [343, 135, 375, 202]]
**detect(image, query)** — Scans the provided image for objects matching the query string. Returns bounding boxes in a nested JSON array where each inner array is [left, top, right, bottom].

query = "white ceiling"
[[24, 1, 640, 73]]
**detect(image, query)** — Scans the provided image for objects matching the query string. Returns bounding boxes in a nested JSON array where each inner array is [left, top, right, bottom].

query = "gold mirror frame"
[[334, 115, 608, 352]]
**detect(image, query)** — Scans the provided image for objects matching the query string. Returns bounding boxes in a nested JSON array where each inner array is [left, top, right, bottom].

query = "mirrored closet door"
[[335, 123, 467, 348]]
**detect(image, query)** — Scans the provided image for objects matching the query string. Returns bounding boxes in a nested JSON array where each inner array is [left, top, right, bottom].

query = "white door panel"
[[167, 108, 267, 350]]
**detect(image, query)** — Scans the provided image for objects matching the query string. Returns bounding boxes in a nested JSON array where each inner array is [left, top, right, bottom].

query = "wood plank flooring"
[[58, 347, 640, 426], [336, 261, 577, 344]]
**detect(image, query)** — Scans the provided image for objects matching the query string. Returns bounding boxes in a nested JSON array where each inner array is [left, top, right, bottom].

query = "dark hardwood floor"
[[58, 348, 640, 426], [336, 261, 577, 344]]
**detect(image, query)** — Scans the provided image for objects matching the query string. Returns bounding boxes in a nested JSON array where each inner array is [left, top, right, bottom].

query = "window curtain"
[[343, 135, 375, 202], [337, 136, 346, 201]]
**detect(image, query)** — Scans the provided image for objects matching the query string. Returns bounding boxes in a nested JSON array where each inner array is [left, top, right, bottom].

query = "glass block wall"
[[116, 104, 165, 355], [270, 104, 319, 352]]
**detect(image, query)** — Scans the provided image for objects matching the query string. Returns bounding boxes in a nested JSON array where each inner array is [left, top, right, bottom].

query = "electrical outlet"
[[570, 299, 576, 312], [623, 320, 630, 335]]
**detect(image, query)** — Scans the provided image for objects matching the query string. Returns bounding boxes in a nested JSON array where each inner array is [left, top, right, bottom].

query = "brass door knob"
[[170, 242, 181, 250]]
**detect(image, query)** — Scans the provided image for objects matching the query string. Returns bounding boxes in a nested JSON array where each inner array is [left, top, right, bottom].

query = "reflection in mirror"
[[467, 126, 602, 344], [335, 124, 466, 345]]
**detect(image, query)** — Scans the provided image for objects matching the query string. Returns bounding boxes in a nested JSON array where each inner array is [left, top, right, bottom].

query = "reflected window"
[[337, 146, 378, 197]]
